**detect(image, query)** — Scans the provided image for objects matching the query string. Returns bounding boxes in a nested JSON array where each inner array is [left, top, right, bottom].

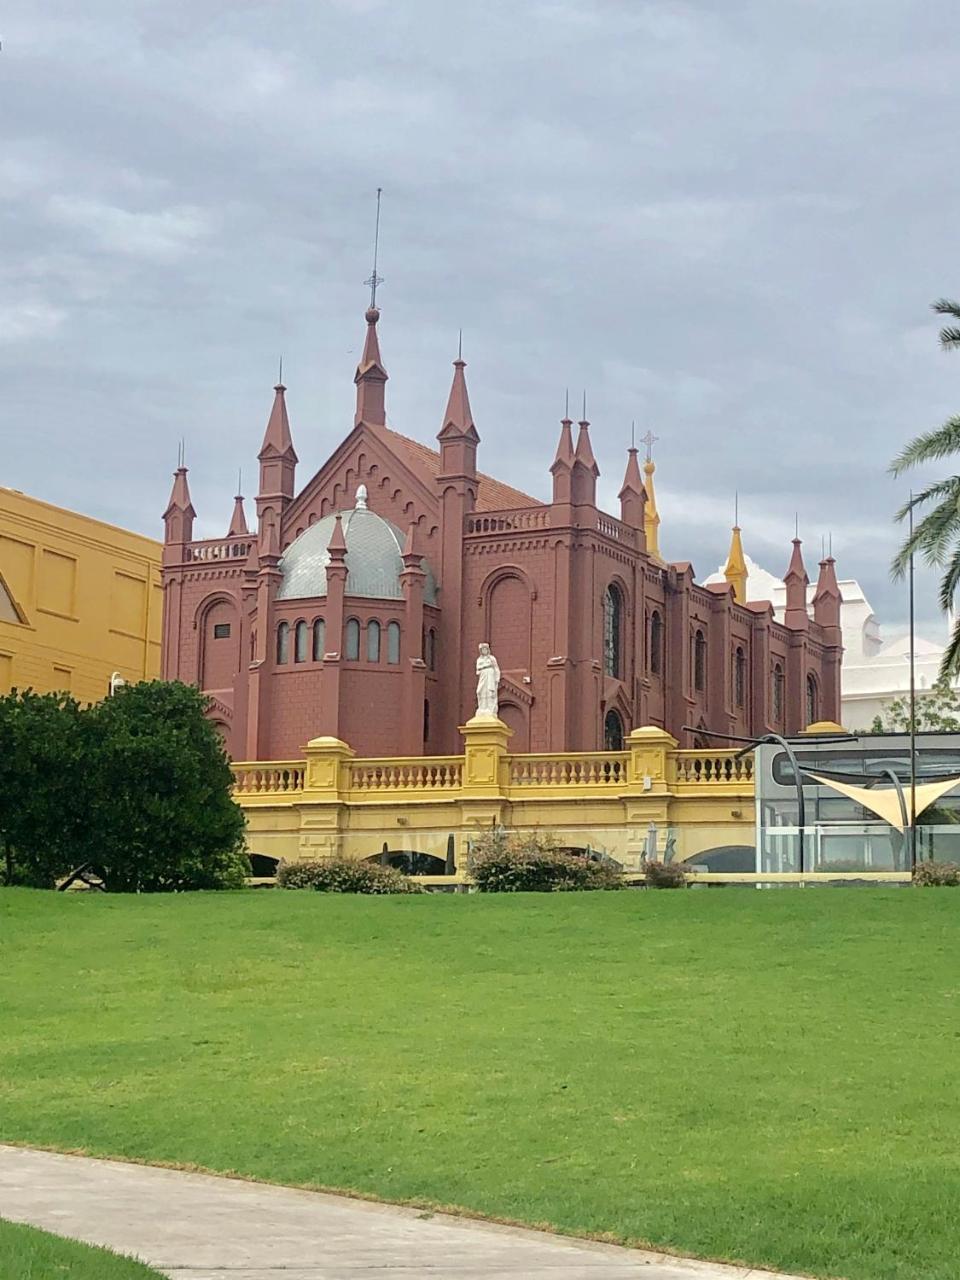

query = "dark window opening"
[[603, 585, 623, 678], [694, 629, 707, 693], [213, 622, 231, 639]]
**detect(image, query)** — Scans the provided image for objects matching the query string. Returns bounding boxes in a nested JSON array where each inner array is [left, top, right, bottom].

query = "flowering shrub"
[[912, 859, 960, 887], [277, 857, 423, 894], [643, 859, 687, 889], [470, 828, 623, 892]]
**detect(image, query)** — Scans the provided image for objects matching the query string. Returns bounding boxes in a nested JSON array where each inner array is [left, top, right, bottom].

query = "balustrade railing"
[[349, 758, 463, 793], [465, 508, 551, 534], [232, 762, 305, 794], [187, 538, 254, 562], [508, 753, 627, 788], [674, 751, 753, 784]]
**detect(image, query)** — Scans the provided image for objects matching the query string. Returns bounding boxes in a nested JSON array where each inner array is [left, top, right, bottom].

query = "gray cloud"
[[2, 0, 957, 634]]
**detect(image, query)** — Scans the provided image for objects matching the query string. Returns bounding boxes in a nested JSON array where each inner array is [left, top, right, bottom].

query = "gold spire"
[[724, 524, 747, 603], [643, 457, 660, 557]]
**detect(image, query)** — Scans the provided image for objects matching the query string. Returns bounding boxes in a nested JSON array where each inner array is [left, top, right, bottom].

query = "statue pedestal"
[[458, 715, 512, 813]]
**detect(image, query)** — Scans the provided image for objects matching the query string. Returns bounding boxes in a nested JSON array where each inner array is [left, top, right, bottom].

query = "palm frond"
[[941, 327, 960, 349], [889, 416, 960, 475], [938, 554, 960, 614], [893, 476, 960, 524], [941, 616, 960, 682], [891, 495, 960, 579], [932, 298, 960, 318]]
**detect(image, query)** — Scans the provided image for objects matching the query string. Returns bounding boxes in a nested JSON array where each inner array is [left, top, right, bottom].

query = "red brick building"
[[160, 305, 842, 759]]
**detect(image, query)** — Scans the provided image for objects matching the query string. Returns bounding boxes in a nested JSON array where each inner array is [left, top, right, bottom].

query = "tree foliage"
[[0, 681, 246, 891], [890, 298, 960, 679], [869, 678, 960, 734]]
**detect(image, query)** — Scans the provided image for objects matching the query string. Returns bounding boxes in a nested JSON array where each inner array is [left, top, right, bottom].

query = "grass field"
[[0, 887, 957, 1280], [0, 1217, 162, 1278]]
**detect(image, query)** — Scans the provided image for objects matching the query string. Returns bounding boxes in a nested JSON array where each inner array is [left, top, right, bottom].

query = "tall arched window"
[[649, 610, 663, 676], [604, 709, 625, 751], [694, 629, 707, 693], [294, 620, 308, 663], [734, 646, 746, 708], [312, 618, 325, 661], [772, 663, 784, 723], [426, 628, 437, 671], [276, 621, 289, 665], [366, 619, 381, 662], [386, 621, 401, 664], [345, 618, 360, 661], [603, 585, 623, 678], [806, 672, 819, 725], [423, 699, 430, 744]]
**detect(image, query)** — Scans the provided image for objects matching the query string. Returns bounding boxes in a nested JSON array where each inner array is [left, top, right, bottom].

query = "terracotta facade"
[[160, 307, 842, 759]]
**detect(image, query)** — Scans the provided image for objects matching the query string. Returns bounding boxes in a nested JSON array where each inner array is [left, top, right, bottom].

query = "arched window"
[[604, 709, 625, 751], [734, 646, 746, 708], [772, 663, 784, 723], [649, 610, 663, 676], [426, 628, 437, 671], [806, 672, 819, 725], [366, 619, 381, 662], [694, 629, 707, 693], [294, 620, 308, 663], [312, 618, 325, 661], [276, 621, 289, 665], [423, 699, 430, 744], [603, 585, 623, 678], [345, 618, 360, 661], [387, 621, 401, 665]]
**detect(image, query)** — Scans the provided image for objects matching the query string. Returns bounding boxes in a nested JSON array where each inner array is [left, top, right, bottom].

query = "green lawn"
[[0, 1218, 162, 1278], [0, 888, 957, 1280]]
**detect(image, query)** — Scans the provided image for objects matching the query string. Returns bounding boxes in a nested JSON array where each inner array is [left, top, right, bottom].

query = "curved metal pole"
[[756, 733, 807, 874], [876, 764, 910, 870]]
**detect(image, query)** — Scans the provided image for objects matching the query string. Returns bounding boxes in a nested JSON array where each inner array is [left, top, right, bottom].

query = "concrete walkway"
[[0, 1145, 811, 1280]]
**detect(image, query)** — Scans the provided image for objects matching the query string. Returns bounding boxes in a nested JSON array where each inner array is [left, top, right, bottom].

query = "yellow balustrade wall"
[[231, 721, 756, 870], [0, 488, 162, 703]]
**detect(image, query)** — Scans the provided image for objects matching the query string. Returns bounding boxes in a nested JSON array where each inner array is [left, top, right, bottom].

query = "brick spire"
[[813, 553, 841, 630], [439, 355, 479, 442], [259, 381, 296, 460], [618, 445, 646, 532], [163, 466, 195, 545], [228, 488, 248, 537], [571, 397, 598, 505], [354, 306, 388, 427], [784, 537, 809, 630], [257, 378, 298, 527], [550, 407, 575, 504]]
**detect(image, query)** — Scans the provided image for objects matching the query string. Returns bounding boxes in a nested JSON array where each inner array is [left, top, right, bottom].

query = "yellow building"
[[0, 488, 162, 703]]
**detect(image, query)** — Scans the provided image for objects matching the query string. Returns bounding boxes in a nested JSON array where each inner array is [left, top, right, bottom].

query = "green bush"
[[912, 859, 960, 887], [643, 859, 687, 889], [0, 681, 246, 892], [277, 856, 423, 894], [470, 828, 623, 892]]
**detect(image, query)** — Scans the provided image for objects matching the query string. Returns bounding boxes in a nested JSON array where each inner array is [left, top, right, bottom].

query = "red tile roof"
[[378, 425, 543, 513]]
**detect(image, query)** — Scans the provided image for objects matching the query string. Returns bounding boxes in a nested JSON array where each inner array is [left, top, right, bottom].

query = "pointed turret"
[[327, 513, 348, 562], [643, 456, 661, 557], [257, 380, 298, 525], [813, 554, 841, 631], [163, 466, 195, 545], [437, 354, 479, 482], [228, 492, 248, 538], [550, 411, 575, 504], [618, 446, 646, 534], [784, 537, 810, 630], [724, 525, 747, 604], [354, 306, 388, 427], [571, 412, 598, 506]]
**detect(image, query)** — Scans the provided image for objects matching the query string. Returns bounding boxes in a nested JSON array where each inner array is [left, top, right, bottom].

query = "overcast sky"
[[3, 0, 958, 635]]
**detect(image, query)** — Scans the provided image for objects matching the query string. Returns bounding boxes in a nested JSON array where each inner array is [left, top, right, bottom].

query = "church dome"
[[276, 489, 438, 603]]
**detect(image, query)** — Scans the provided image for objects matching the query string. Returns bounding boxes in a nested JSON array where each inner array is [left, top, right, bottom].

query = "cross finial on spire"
[[640, 429, 658, 463], [364, 187, 384, 309]]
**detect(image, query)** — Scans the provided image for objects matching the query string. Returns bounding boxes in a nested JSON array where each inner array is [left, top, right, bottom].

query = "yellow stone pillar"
[[298, 736, 355, 861], [622, 725, 678, 868], [458, 714, 512, 838]]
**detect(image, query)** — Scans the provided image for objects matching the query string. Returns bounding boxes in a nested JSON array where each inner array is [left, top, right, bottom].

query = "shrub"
[[277, 857, 423, 894], [470, 828, 623, 892], [643, 859, 687, 889], [912, 859, 960, 887]]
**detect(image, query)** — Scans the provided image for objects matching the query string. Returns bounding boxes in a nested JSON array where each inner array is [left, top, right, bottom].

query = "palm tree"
[[891, 300, 960, 677]]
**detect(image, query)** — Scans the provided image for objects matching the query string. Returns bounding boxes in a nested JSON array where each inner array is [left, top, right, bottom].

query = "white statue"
[[475, 643, 501, 718]]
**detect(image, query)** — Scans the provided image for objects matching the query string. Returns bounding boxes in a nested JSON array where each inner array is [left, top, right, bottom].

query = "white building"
[[704, 554, 954, 731]]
